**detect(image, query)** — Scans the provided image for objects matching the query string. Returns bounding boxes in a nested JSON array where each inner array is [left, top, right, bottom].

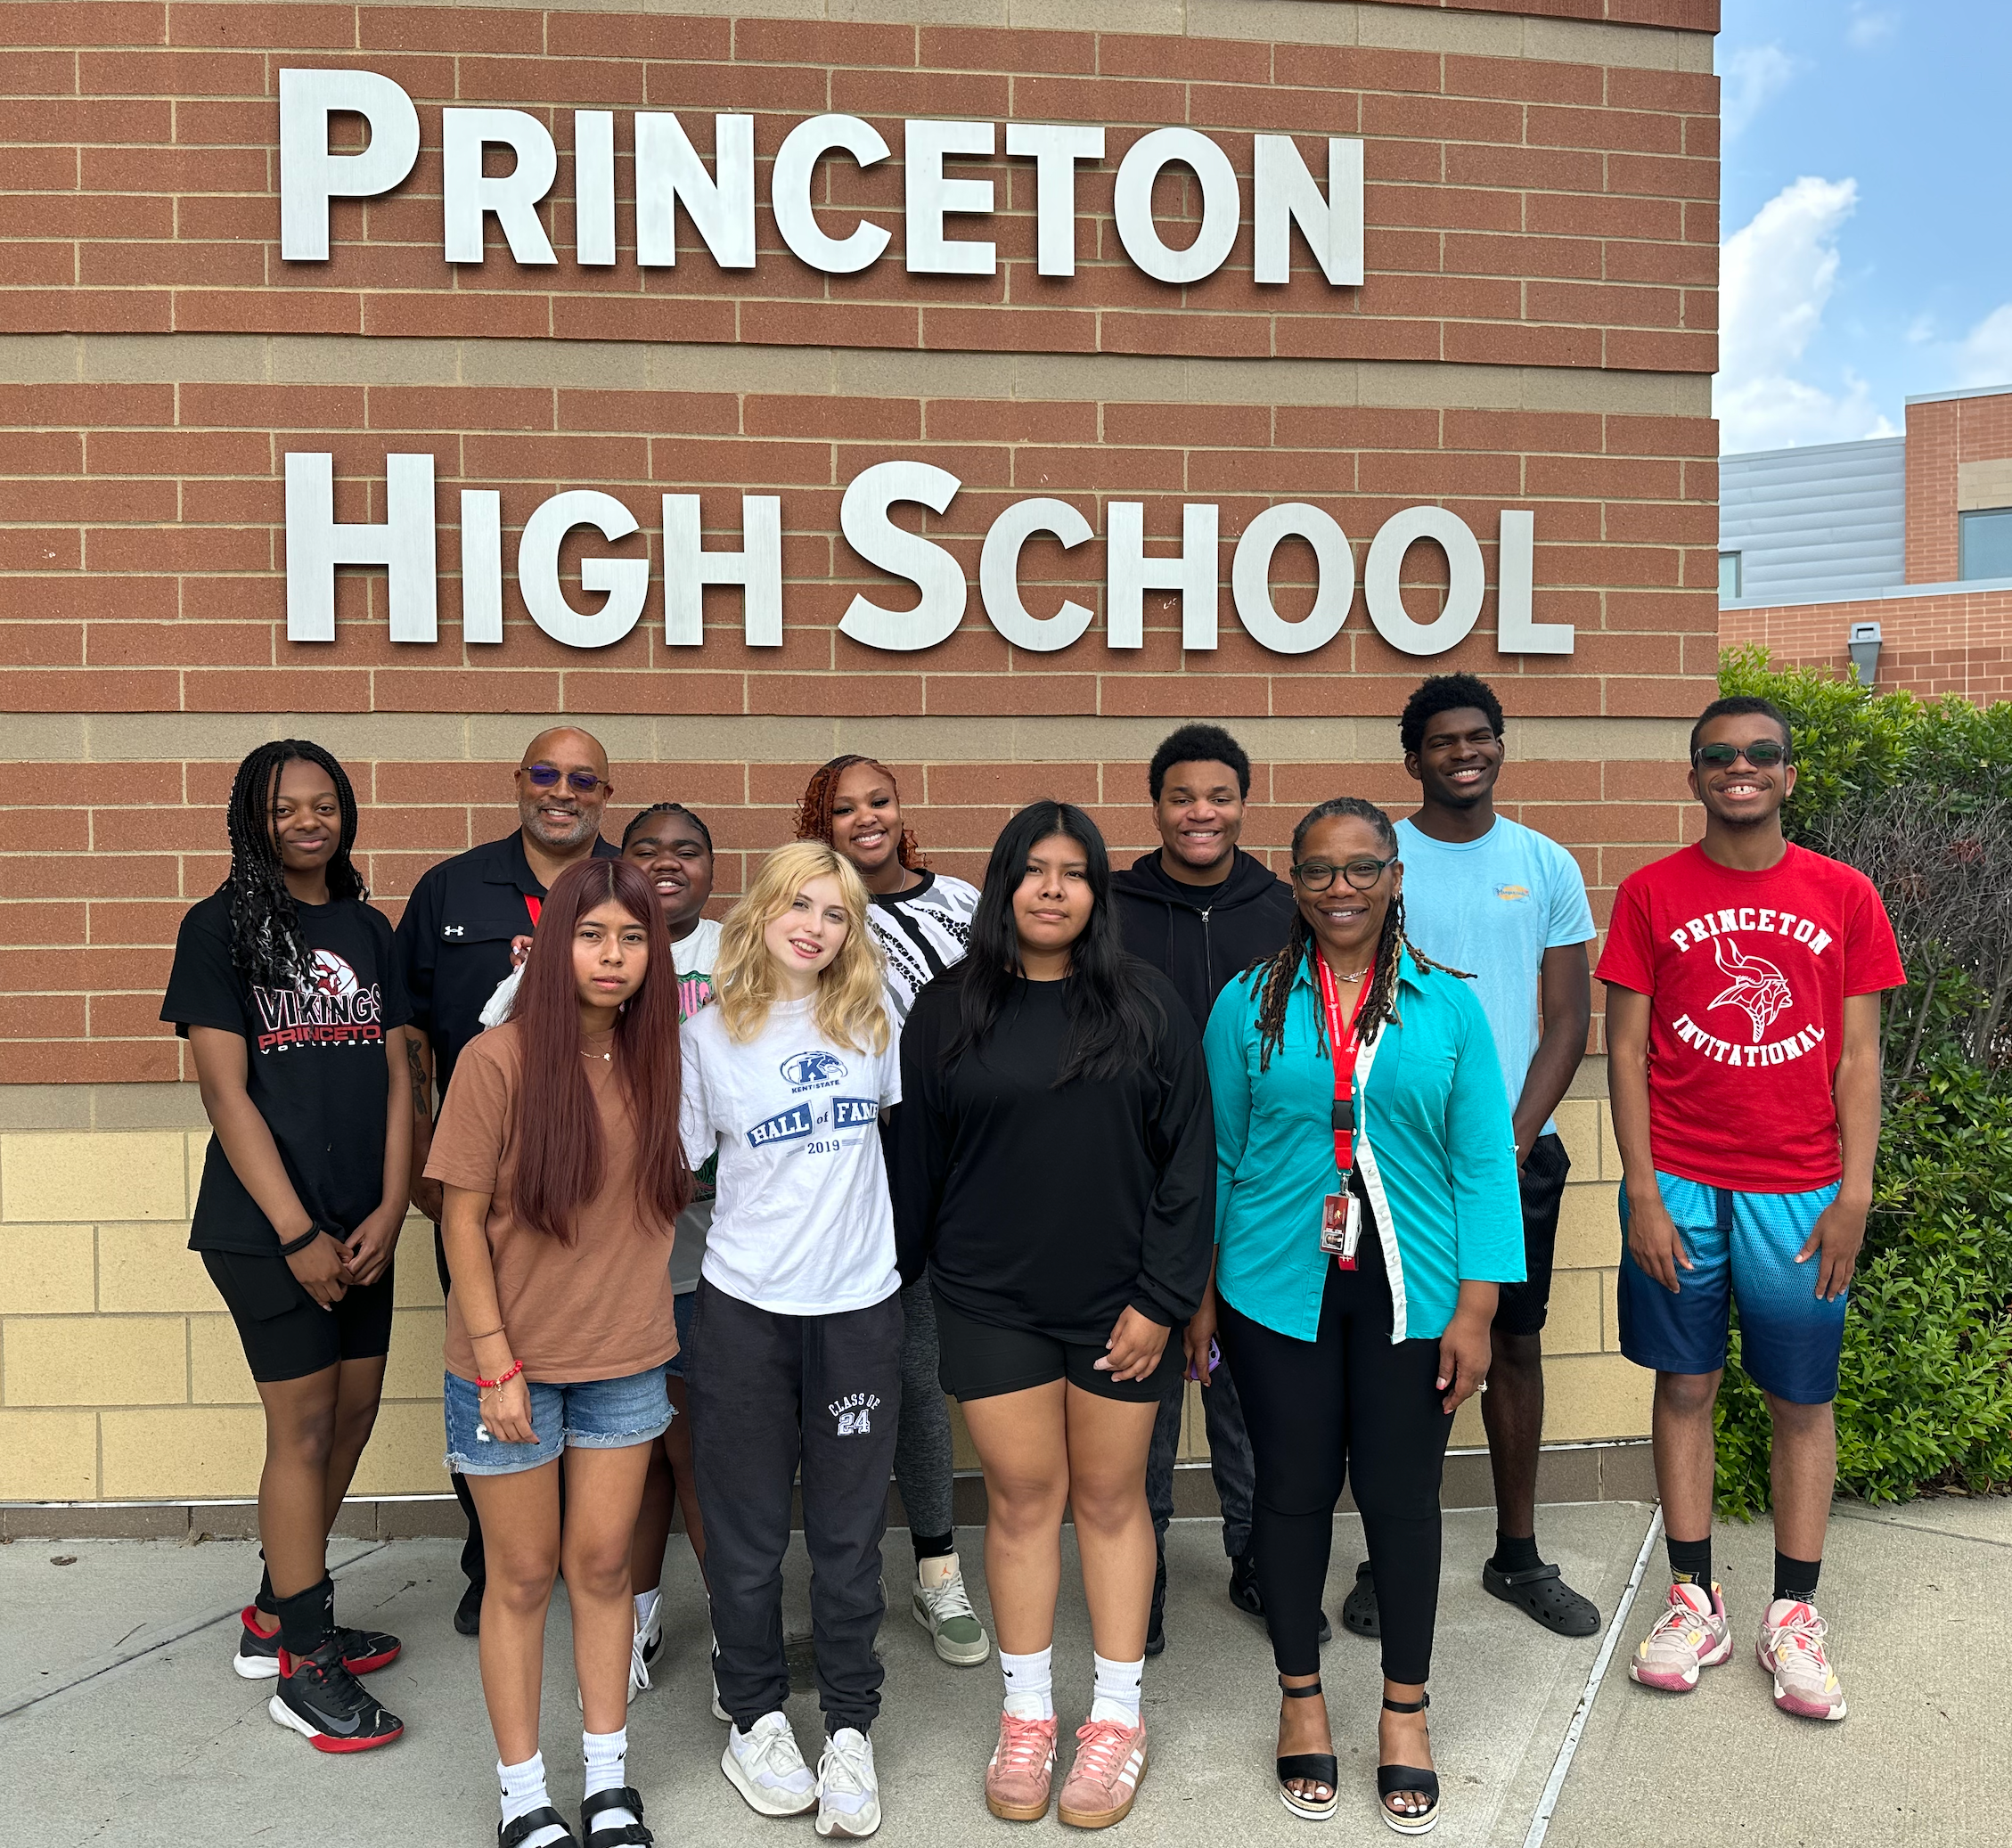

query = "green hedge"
[[1707, 650, 2012, 1516]]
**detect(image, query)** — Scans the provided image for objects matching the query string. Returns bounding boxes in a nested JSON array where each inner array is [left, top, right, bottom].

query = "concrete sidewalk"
[[1, 1499, 2003, 1848]]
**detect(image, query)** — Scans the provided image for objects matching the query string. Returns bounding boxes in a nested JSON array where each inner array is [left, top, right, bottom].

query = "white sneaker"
[[1757, 1598, 1847, 1721], [816, 1727, 881, 1838], [630, 1597, 663, 1698], [724, 1709, 819, 1817], [912, 1558, 991, 1667]]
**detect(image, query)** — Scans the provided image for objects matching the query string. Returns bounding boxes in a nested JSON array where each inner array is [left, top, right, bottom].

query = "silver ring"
[[1476, 1379, 1489, 1394]]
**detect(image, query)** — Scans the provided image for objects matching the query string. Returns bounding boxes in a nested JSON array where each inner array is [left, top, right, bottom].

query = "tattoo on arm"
[[405, 1038, 433, 1121]]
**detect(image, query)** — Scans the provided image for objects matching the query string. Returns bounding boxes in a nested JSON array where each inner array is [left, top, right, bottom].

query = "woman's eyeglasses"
[[521, 764, 607, 793], [1291, 853, 1398, 892], [1692, 740, 1788, 769]]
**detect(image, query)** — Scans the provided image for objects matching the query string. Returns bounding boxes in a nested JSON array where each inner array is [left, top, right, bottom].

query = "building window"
[[1959, 508, 2012, 581], [1718, 551, 1743, 600]]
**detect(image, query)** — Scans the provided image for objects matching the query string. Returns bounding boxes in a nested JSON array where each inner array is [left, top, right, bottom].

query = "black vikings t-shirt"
[[162, 890, 413, 1255]]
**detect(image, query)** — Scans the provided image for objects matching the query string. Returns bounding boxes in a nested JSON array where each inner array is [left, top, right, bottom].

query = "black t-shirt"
[[162, 890, 413, 1255], [895, 964, 1215, 1345], [394, 831, 619, 1098]]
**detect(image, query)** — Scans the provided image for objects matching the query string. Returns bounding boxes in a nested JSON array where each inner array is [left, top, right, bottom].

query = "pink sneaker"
[[1757, 1599, 1847, 1721], [986, 1711, 1059, 1822], [1628, 1581, 1732, 1692], [1058, 1716, 1147, 1829]]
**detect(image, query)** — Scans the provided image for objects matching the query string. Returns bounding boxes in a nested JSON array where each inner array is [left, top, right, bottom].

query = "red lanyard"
[[1312, 952, 1370, 1182], [523, 895, 542, 927]]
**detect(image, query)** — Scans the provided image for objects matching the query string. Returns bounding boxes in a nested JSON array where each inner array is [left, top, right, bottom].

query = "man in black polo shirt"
[[395, 724, 619, 1633]]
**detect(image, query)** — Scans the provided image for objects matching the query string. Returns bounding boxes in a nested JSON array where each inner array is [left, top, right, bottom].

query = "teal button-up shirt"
[[1203, 946, 1525, 1343]]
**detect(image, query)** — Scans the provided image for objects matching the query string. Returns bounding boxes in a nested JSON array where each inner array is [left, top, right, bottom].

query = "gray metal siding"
[[1720, 437, 1906, 602]]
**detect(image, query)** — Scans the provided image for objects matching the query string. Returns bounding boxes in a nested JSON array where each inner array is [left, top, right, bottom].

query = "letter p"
[[280, 68, 421, 261]]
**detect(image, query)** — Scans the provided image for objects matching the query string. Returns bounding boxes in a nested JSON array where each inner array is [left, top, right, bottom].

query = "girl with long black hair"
[[1193, 798, 1523, 1833], [161, 740, 412, 1752], [794, 755, 989, 1672], [428, 857, 692, 1848], [896, 801, 1214, 1831]]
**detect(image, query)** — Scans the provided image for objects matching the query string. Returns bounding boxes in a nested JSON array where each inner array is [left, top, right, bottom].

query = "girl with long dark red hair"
[[429, 857, 691, 1848]]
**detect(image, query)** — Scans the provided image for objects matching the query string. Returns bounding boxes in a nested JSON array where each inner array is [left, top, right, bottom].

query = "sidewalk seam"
[[1519, 1503, 1664, 1848]]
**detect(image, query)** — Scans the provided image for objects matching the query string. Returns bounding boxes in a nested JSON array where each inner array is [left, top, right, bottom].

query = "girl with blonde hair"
[[679, 840, 904, 1840]]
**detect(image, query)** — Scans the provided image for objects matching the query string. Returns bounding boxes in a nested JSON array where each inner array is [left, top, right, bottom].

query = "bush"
[[1707, 651, 2012, 1515]]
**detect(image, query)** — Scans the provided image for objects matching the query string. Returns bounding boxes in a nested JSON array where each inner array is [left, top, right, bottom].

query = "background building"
[[1722, 383, 2012, 698], [0, 0, 1720, 1524]]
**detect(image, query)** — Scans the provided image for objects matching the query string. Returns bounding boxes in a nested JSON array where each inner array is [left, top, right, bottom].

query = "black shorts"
[[201, 1248, 396, 1383], [932, 1288, 1184, 1405], [1494, 1132, 1571, 1338]]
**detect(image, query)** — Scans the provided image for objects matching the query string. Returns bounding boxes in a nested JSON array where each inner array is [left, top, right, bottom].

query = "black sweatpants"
[[1217, 1233, 1455, 1684], [688, 1278, 904, 1736]]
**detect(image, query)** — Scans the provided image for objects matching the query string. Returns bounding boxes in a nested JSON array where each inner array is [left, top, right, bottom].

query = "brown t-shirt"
[[426, 1021, 677, 1383]]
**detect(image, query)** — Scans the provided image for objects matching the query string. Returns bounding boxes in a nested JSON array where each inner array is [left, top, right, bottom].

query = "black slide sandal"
[[1276, 1676, 1338, 1821], [1482, 1560, 1600, 1637], [500, 1809, 580, 1848], [580, 1787, 654, 1848], [1376, 1695, 1439, 1836], [1342, 1560, 1380, 1639]]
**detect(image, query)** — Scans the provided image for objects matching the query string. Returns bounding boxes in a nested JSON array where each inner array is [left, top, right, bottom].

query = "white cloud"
[[1721, 44, 1796, 139], [1845, 5, 1899, 51], [1957, 304, 2012, 389], [1905, 312, 1937, 346], [1716, 176, 1901, 452]]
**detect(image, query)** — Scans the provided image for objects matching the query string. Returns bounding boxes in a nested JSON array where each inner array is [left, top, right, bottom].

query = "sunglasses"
[[521, 764, 607, 794], [1692, 740, 1789, 769], [1292, 853, 1399, 893]]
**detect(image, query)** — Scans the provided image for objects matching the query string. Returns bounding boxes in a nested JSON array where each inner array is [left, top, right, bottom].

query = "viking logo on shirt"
[[250, 953, 383, 1053], [780, 1050, 848, 1087], [1706, 937, 1793, 1042]]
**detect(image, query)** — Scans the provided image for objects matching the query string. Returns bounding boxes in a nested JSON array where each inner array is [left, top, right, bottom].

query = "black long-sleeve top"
[[896, 963, 1216, 1345]]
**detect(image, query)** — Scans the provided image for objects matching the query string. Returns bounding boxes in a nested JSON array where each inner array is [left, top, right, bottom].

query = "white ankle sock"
[[499, 1754, 568, 1848], [634, 1588, 659, 1626], [1090, 1652, 1143, 1726], [1001, 1646, 1054, 1721], [583, 1728, 635, 1829]]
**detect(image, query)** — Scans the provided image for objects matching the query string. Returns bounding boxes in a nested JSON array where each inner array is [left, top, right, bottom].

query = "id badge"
[[1320, 1190, 1362, 1267]]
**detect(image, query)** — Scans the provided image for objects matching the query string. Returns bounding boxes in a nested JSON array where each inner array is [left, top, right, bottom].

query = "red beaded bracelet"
[[475, 1360, 523, 1391]]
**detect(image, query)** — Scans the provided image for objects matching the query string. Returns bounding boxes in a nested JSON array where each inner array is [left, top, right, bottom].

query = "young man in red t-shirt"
[[1598, 696, 1903, 1721]]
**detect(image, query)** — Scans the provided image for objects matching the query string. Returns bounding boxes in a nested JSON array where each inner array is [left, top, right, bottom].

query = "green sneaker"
[[912, 1557, 990, 1666]]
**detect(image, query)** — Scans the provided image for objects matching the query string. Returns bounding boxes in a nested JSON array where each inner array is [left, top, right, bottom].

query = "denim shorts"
[[444, 1362, 673, 1476], [666, 1290, 696, 1382]]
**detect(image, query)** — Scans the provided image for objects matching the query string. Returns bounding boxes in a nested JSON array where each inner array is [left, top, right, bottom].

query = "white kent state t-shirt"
[[677, 994, 902, 1317]]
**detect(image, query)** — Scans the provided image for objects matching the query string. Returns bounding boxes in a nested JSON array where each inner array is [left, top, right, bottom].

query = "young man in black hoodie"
[[1112, 724, 1322, 1653]]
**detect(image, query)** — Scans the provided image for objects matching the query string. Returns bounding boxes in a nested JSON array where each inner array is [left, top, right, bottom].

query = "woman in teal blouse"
[[1190, 797, 1523, 1833]]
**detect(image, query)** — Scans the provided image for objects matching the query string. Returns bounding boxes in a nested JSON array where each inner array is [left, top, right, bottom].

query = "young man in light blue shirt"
[[1343, 673, 1601, 1642]]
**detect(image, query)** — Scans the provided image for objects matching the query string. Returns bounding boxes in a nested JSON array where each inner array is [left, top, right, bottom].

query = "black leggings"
[[1217, 1235, 1454, 1683]]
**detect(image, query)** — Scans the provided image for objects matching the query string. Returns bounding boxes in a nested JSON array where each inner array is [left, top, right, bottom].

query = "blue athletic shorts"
[[1616, 1173, 1848, 1405], [444, 1362, 673, 1476]]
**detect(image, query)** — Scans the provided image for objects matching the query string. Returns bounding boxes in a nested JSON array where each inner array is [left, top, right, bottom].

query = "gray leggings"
[[894, 1280, 956, 1541]]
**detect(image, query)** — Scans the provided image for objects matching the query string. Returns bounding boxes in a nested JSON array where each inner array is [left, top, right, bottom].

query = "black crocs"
[[1341, 1559, 1379, 1639], [1481, 1560, 1600, 1638], [580, 1787, 653, 1848]]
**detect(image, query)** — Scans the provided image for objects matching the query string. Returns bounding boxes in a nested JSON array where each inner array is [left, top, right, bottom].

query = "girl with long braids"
[[896, 802, 1214, 1831], [160, 740, 412, 1752], [794, 756, 989, 1672], [428, 856, 691, 1848], [1192, 798, 1523, 1833]]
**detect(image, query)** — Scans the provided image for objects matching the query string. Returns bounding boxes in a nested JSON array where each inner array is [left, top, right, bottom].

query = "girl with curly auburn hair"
[[678, 838, 906, 1836], [427, 855, 692, 1848], [793, 755, 990, 1671]]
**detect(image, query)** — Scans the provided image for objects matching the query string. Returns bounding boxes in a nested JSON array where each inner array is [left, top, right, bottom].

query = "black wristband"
[[275, 1226, 326, 1258]]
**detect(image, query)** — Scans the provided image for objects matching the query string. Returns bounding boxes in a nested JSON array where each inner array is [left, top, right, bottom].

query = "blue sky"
[[1716, 0, 2012, 453]]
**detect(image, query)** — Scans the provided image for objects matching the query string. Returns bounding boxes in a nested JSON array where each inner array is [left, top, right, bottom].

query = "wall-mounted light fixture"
[[1847, 620, 1882, 684]]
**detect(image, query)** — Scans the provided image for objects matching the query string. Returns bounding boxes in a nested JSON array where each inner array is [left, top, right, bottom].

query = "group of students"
[[162, 675, 1901, 1844]]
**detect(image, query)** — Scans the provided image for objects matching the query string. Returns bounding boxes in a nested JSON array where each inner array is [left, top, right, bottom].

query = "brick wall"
[[3, 4, 1718, 366], [1722, 585, 2012, 702], [1905, 392, 2012, 585]]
